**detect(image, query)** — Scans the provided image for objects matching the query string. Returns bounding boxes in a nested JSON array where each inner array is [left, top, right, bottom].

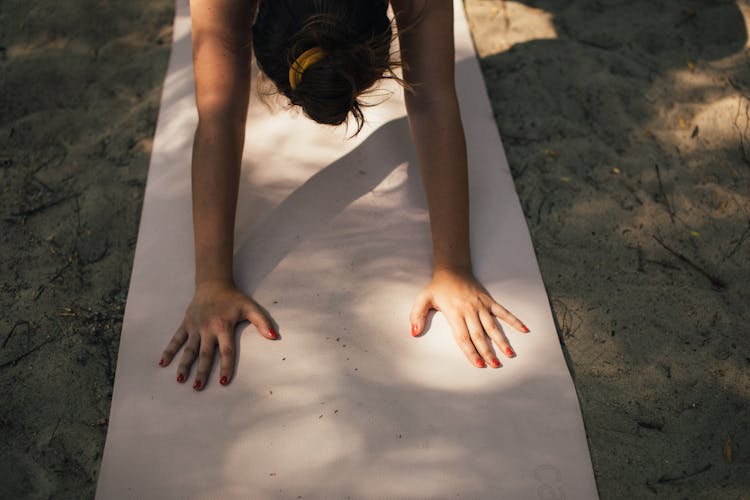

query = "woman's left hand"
[[409, 268, 529, 368]]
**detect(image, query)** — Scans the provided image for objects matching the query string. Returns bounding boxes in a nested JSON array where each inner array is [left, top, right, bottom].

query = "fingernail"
[[491, 357, 501, 368], [521, 324, 530, 333], [220, 376, 228, 386], [176, 374, 185, 383], [505, 346, 516, 358], [411, 324, 419, 337], [193, 380, 202, 390], [476, 357, 486, 368], [269, 328, 278, 339], [159, 358, 165, 367]]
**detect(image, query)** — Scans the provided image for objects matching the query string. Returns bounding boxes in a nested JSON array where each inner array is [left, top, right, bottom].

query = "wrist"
[[195, 270, 234, 286], [195, 277, 235, 291], [194, 245, 234, 287], [194, 262, 234, 288], [430, 240, 471, 277], [432, 263, 473, 279]]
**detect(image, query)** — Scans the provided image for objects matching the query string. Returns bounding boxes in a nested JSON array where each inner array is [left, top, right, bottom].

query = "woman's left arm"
[[392, 0, 528, 368]]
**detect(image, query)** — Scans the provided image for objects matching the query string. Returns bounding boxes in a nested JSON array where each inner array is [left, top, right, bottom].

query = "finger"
[[409, 291, 432, 337], [216, 329, 235, 387], [176, 331, 199, 383], [243, 302, 277, 340], [464, 311, 499, 368], [445, 312, 485, 368], [479, 309, 513, 362], [194, 334, 217, 391], [489, 301, 529, 333], [160, 325, 188, 367]]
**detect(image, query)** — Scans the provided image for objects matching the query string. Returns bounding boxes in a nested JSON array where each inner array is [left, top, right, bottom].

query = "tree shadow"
[[233, 116, 419, 294]]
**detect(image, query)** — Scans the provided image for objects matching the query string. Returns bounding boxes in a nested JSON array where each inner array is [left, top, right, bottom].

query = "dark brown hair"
[[252, 0, 412, 136]]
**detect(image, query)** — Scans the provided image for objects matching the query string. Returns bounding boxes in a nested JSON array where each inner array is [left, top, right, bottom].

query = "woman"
[[158, 0, 529, 391]]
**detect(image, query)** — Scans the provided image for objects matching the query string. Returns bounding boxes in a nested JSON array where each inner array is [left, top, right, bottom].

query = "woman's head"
[[252, 0, 407, 135]]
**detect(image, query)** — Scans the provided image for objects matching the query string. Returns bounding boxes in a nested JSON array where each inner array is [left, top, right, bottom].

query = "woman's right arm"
[[159, 0, 277, 391]]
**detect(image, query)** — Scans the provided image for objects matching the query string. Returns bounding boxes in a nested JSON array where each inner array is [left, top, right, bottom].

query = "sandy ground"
[[1, 1, 749, 499]]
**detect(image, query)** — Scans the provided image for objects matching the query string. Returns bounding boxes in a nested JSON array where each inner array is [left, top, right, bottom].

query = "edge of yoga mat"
[[96, 1, 599, 498]]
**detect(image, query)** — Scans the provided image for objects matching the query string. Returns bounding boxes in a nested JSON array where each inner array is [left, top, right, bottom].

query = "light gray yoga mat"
[[96, 1, 598, 498]]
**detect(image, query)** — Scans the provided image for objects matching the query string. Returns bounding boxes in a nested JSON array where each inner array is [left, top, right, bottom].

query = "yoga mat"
[[96, 1, 599, 498]]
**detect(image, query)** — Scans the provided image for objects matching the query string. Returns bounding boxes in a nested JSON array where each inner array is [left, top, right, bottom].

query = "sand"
[[1, 1, 749, 499]]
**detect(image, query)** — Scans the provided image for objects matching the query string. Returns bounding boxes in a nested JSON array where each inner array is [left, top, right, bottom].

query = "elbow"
[[404, 86, 460, 117], [404, 89, 462, 127], [196, 98, 247, 127]]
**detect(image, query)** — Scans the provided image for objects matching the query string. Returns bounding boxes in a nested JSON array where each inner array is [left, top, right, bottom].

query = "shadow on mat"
[[233, 116, 419, 294]]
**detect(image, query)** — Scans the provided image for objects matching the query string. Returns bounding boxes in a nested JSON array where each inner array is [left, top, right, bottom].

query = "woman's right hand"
[[158, 280, 276, 391]]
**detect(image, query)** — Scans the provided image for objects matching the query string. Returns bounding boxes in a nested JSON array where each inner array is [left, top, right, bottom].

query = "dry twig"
[[647, 463, 712, 489], [2, 320, 29, 349], [723, 220, 750, 261], [11, 194, 77, 218], [653, 163, 675, 222], [652, 235, 726, 290], [0, 337, 53, 370], [33, 261, 73, 301]]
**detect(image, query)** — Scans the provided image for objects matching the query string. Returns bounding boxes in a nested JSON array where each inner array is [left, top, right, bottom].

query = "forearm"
[[191, 116, 245, 285], [406, 93, 472, 274]]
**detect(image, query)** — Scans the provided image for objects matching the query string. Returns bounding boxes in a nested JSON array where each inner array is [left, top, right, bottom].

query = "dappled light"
[[466, 1, 558, 55]]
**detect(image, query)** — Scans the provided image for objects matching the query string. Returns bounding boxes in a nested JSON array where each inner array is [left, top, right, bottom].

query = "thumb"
[[409, 292, 432, 337], [242, 299, 277, 340]]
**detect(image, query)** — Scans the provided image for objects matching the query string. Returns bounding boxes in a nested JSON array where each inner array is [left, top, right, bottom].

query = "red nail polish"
[[193, 380, 202, 390], [505, 346, 515, 358], [476, 357, 486, 368], [159, 358, 165, 366], [411, 324, 419, 337], [521, 325, 530, 333], [491, 357, 501, 368], [177, 374, 185, 383], [220, 376, 228, 386], [269, 328, 278, 339]]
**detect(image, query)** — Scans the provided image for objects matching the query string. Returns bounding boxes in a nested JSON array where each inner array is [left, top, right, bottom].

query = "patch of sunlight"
[[738, 2, 750, 49], [642, 94, 744, 150], [468, 1, 557, 57], [6, 37, 94, 58], [355, 278, 549, 394]]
